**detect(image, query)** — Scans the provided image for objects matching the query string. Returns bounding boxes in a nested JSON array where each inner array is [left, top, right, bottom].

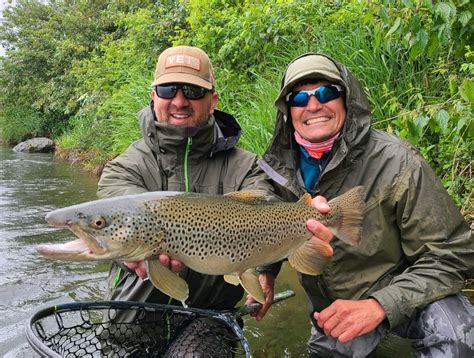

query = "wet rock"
[[13, 137, 55, 153]]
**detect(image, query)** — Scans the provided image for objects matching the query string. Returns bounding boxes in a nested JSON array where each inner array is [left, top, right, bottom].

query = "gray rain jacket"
[[98, 104, 274, 310], [257, 53, 473, 328]]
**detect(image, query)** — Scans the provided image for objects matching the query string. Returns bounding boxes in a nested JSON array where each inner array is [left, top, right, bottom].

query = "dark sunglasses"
[[155, 84, 211, 100], [286, 84, 344, 107]]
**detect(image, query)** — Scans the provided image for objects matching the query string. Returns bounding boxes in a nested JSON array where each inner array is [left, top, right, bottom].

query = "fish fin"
[[146, 260, 189, 307], [327, 186, 365, 246], [288, 239, 333, 275], [239, 269, 265, 304], [224, 190, 272, 204], [297, 192, 313, 206], [224, 274, 240, 285]]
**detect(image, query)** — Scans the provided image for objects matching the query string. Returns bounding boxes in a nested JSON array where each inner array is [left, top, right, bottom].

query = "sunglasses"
[[286, 85, 344, 107], [155, 84, 211, 100]]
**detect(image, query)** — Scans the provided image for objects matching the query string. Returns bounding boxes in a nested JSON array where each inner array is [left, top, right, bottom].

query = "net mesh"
[[27, 301, 246, 357]]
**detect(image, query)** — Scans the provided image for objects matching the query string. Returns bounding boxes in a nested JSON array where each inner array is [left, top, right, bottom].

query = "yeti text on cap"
[[166, 54, 201, 71]]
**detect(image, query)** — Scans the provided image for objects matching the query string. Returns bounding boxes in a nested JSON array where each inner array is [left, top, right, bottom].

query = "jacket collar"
[[138, 104, 242, 159]]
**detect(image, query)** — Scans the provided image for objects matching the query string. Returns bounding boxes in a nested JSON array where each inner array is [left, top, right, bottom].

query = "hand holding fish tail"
[[307, 195, 335, 252], [312, 195, 332, 215], [245, 273, 275, 321], [245, 195, 334, 321]]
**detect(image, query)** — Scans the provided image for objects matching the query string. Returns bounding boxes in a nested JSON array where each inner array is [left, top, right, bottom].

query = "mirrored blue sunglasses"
[[286, 84, 344, 107]]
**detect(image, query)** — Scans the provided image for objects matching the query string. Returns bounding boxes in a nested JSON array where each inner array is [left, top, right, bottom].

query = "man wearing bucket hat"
[[256, 53, 474, 357], [96, 46, 333, 355]]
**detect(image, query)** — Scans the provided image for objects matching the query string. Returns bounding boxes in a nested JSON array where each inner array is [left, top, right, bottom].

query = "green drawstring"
[[111, 267, 122, 289], [184, 137, 192, 192]]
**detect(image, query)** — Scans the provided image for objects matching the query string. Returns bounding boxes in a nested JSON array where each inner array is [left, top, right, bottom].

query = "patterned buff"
[[294, 131, 339, 159]]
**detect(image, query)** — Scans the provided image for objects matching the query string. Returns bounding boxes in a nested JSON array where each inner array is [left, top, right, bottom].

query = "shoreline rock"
[[12, 137, 55, 153]]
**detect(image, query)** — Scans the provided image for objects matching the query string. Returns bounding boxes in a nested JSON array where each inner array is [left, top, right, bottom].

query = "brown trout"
[[38, 187, 365, 306]]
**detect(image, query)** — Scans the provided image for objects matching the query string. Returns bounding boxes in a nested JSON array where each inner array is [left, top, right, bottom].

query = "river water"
[[0, 143, 312, 357], [0, 144, 108, 357], [0, 143, 416, 357]]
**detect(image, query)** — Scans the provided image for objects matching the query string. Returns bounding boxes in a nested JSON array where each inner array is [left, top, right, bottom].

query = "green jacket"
[[258, 54, 473, 328], [97, 104, 273, 310]]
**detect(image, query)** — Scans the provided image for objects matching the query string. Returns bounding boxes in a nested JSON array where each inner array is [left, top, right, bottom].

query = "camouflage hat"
[[152, 46, 215, 90]]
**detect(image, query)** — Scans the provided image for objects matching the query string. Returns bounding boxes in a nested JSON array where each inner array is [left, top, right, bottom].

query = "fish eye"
[[90, 215, 107, 229]]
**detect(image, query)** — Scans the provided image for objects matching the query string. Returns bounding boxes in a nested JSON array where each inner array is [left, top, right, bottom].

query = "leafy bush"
[[60, 2, 188, 155], [0, 106, 50, 143]]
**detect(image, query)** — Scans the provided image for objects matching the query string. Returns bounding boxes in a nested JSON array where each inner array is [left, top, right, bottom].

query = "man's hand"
[[124, 254, 185, 280], [245, 273, 275, 321], [308, 195, 334, 248], [312, 195, 331, 214], [314, 298, 386, 343]]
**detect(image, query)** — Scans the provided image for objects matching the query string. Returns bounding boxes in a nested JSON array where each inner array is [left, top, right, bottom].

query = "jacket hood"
[[259, 53, 373, 196], [138, 104, 242, 157], [275, 54, 345, 117]]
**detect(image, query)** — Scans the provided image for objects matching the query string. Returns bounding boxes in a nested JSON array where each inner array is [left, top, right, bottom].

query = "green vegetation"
[[0, 0, 472, 220]]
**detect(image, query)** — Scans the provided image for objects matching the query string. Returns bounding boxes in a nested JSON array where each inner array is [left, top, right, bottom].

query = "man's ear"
[[209, 91, 219, 115]]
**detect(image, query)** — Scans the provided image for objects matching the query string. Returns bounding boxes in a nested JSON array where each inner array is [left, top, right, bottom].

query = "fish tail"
[[327, 186, 365, 246]]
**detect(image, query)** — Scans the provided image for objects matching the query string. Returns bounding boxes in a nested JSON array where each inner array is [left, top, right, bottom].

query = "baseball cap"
[[152, 46, 215, 90]]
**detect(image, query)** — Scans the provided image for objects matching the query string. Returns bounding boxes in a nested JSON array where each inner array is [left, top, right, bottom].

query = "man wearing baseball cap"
[[95, 45, 261, 354], [96, 46, 335, 355]]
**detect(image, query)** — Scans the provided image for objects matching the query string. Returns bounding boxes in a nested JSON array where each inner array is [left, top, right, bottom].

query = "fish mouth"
[[38, 223, 150, 262], [68, 223, 109, 255], [37, 223, 114, 261], [37, 238, 98, 260]]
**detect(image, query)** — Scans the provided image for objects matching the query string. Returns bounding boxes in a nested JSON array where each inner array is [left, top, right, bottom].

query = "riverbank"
[[54, 146, 110, 176]]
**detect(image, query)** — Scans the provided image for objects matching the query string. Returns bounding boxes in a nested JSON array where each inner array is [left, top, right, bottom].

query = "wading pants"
[[308, 294, 474, 358]]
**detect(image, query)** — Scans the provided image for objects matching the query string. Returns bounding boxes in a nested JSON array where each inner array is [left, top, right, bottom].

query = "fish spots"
[[43, 187, 361, 270], [143, 195, 313, 265], [77, 193, 325, 265]]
